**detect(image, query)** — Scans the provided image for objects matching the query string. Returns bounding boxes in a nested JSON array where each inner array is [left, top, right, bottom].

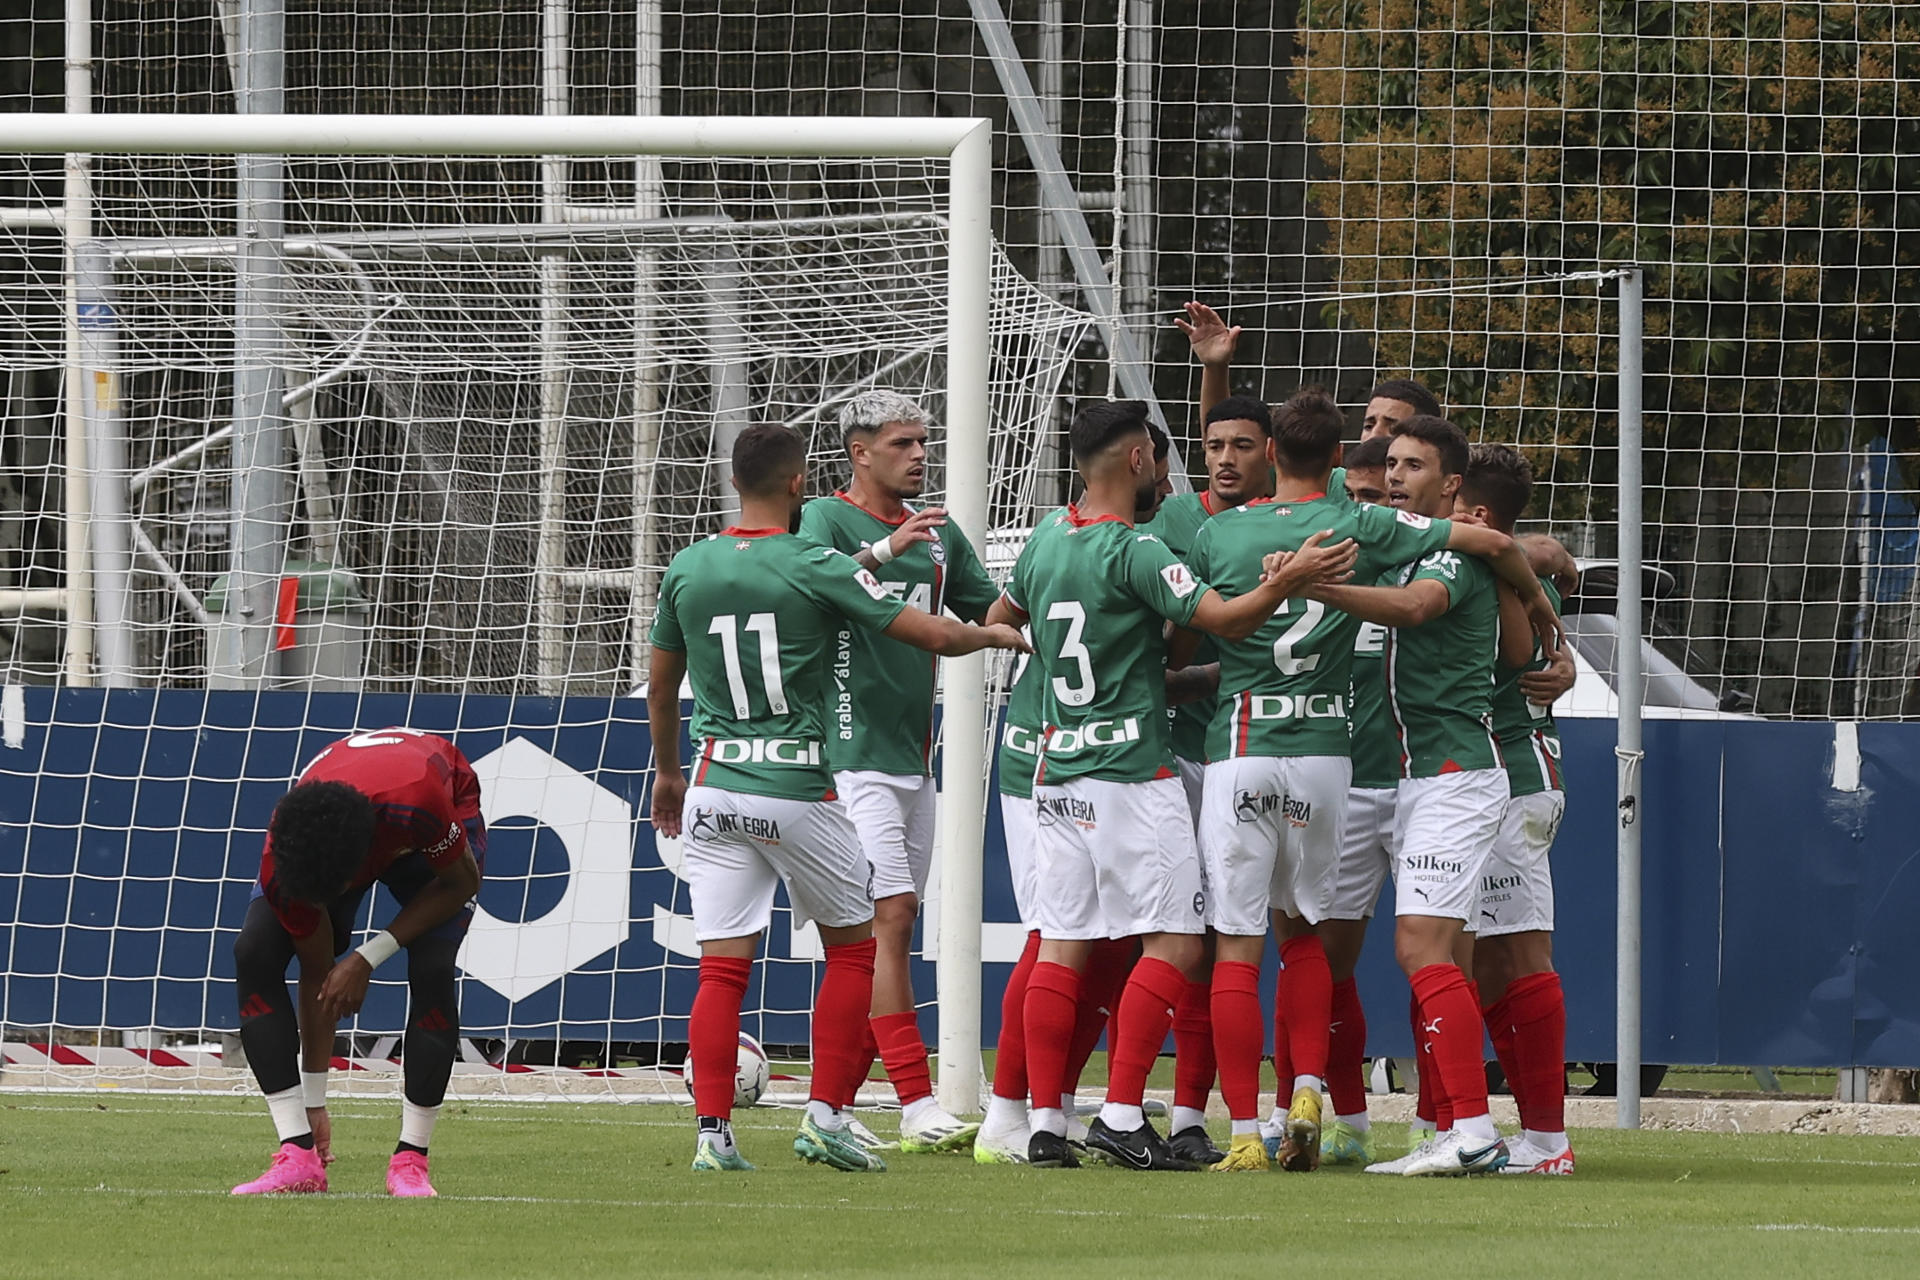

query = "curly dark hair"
[[268, 781, 376, 905]]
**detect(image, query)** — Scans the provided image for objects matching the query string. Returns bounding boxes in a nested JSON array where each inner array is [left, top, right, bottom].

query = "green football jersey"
[[797, 493, 999, 776], [1189, 496, 1451, 761], [1491, 578, 1565, 796], [649, 527, 907, 800], [1348, 613, 1399, 789], [1142, 489, 1232, 763], [1329, 466, 1353, 503], [995, 508, 1071, 801], [1385, 547, 1502, 778], [1005, 508, 1209, 784]]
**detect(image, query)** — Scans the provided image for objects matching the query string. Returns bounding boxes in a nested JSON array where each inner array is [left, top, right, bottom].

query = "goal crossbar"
[[10, 113, 996, 1114]]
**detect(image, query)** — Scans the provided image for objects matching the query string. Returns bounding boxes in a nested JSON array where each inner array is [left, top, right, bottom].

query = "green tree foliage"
[[1291, 0, 1920, 518]]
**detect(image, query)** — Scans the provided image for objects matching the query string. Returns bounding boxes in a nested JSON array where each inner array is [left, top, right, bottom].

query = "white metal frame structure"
[[8, 111, 998, 1115]]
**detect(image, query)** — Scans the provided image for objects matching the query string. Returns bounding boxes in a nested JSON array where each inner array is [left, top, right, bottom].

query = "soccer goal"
[[0, 113, 1091, 1110]]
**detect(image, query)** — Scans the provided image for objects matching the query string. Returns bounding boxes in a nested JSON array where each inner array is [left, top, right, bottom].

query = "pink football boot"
[[231, 1142, 328, 1195], [386, 1150, 438, 1198]]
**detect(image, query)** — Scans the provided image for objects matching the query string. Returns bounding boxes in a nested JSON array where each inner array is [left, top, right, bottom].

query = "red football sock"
[[1023, 961, 1081, 1112], [850, 1024, 879, 1099], [1066, 938, 1134, 1089], [1327, 976, 1369, 1115], [811, 939, 877, 1109], [1272, 979, 1293, 1095], [1107, 956, 1187, 1108], [1278, 935, 1333, 1084], [1209, 960, 1265, 1121], [690, 955, 752, 1119], [1482, 990, 1524, 1119], [872, 1009, 933, 1107], [1506, 971, 1568, 1134], [991, 931, 1041, 1101], [1172, 974, 1216, 1112], [1410, 963, 1489, 1121], [1411, 991, 1439, 1125]]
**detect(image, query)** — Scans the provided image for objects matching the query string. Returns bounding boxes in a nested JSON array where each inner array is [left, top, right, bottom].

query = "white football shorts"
[[1326, 787, 1396, 921], [1175, 755, 1205, 833], [999, 788, 1040, 929], [681, 784, 875, 941], [1032, 774, 1205, 941], [1199, 755, 1351, 934], [1391, 769, 1508, 922], [1476, 788, 1564, 937], [835, 770, 936, 902]]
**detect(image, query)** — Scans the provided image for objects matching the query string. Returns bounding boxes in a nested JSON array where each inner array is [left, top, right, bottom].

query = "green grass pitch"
[[3, 1092, 1916, 1278]]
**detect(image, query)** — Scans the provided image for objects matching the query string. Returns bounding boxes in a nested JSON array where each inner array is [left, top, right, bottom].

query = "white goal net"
[[0, 118, 1090, 1097]]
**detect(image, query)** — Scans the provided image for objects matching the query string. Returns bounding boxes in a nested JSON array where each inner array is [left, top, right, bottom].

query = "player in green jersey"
[[1455, 444, 1579, 1175], [1138, 391, 1276, 1165], [1305, 414, 1562, 1178], [1182, 388, 1554, 1173], [795, 390, 1002, 1155], [647, 424, 1025, 1174], [987, 399, 1357, 1171]]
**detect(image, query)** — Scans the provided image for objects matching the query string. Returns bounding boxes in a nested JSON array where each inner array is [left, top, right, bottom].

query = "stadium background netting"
[[0, 2, 1915, 1088]]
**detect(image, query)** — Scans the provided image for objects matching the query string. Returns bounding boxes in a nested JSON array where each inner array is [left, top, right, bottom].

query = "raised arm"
[[1519, 533, 1579, 597], [1177, 301, 1240, 424], [851, 507, 948, 573]]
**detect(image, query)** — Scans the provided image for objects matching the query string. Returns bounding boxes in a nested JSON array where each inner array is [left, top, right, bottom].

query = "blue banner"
[[4, 689, 1920, 1066]]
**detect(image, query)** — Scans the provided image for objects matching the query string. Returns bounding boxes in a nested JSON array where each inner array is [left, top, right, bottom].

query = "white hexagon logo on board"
[[457, 736, 634, 1001]]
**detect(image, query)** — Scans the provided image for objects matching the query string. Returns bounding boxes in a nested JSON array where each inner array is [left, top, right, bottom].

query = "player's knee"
[[405, 939, 460, 1004], [1150, 932, 1206, 977], [232, 922, 289, 984], [871, 893, 919, 937], [1393, 920, 1452, 976]]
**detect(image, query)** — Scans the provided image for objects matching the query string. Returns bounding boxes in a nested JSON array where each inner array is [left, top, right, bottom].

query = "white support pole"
[[224, 0, 291, 688], [935, 120, 992, 1116], [59, 0, 95, 685], [535, 0, 571, 693], [626, 0, 664, 683], [705, 258, 750, 525], [1615, 267, 1645, 1129], [76, 241, 134, 685]]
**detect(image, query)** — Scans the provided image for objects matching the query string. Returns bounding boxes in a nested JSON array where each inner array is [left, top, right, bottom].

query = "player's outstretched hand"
[[307, 1106, 334, 1165], [1175, 301, 1240, 367], [886, 507, 947, 559], [1263, 530, 1357, 592], [651, 769, 687, 839], [317, 954, 373, 1021], [979, 622, 1032, 654]]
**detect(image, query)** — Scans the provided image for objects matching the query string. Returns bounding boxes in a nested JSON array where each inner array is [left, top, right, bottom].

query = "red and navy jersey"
[[257, 728, 482, 938]]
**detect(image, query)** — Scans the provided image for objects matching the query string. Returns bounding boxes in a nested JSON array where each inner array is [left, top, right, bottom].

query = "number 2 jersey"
[[1002, 508, 1210, 784], [1187, 495, 1452, 761], [257, 729, 481, 939], [797, 493, 999, 776], [649, 526, 907, 801]]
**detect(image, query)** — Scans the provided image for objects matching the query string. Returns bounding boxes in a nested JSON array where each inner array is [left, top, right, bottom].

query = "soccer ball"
[[682, 1031, 771, 1108]]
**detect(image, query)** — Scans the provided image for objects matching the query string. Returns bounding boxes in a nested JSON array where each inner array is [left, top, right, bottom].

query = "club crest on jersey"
[[927, 533, 947, 566], [1159, 563, 1199, 599], [734, 539, 752, 551]]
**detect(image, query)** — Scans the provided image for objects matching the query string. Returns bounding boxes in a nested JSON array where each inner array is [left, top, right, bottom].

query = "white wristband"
[[302, 1070, 328, 1109], [354, 929, 400, 969], [869, 536, 897, 566]]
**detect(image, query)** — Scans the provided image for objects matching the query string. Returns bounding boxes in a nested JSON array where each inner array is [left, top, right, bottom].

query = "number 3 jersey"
[[797, 493, 1000, 776], [1187, 495, 1452, 762], [649, 526, 908, 800], [1002, 508, 1211, 784]]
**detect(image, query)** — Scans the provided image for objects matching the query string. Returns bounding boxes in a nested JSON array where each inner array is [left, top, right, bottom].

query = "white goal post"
[[7, 113, 998, 1112]]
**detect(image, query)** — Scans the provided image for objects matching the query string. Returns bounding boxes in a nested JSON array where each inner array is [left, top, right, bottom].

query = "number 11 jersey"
[[649, 526, 907, 800]]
